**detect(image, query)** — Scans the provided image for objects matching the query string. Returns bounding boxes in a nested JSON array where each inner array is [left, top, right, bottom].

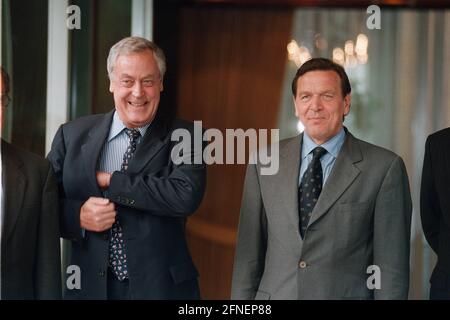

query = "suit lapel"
[[272, 135, 304, 252], [440, 136, 450, 216], [307, 131, 362, 228], [81, 110, 114, 194], [127, 120, 169, 173], [1, 141, 26, 242]]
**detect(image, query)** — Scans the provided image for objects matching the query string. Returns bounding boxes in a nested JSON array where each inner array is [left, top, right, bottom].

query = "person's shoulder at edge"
[[3, 141, 49, 167], [59, 112, 109, 131], [425, 126, 450, 143], [245, 134, 295, 169], [170, 118, 198, 131], [2, 141, 53, 182], [350, 133, 400, 162]]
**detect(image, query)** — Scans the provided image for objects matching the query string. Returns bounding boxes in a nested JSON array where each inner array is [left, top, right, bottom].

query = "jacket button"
[[299, 261, 307, 269], [99, 270, 105, 277], [103, 233, 109, 240]]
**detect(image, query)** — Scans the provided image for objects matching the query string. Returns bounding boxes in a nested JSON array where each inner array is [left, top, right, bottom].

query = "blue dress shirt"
[[299, 127, 346, 186]]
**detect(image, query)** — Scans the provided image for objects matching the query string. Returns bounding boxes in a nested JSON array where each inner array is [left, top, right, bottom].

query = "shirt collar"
[[301, 127, 346, 160], [108, 110, 151, 142]]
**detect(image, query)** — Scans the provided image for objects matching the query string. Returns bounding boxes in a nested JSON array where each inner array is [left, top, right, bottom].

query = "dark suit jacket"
[[1, 140, 61, 299], [47, 110, 206, 299], [421, 127, 450, 289]]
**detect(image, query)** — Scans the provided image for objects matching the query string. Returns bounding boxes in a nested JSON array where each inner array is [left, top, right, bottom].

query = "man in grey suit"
[[231, 58, 412, 300]]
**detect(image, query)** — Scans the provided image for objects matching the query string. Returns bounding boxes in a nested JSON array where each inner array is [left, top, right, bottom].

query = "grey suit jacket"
[[231, 130, 412, 300]]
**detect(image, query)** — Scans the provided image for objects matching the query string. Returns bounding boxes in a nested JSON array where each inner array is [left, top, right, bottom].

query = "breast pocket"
[[337, 201, 372, 214], [333, 201, 373, 251]]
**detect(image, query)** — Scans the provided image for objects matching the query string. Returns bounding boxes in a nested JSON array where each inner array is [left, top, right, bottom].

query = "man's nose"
[[132, 81, 144, 97], [309, 95, 323, 110]]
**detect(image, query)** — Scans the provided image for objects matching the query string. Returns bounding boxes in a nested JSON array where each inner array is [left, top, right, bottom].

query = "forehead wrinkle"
[[118, 73, 158, 79]]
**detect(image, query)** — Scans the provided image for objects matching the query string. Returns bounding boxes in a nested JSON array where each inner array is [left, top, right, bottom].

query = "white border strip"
[[46, 0, 69, 154], [131, 0, 153, 40]]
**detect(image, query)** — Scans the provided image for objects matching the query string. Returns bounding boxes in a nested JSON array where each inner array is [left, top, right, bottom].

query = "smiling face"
[[294, 70, 351, 145], [109, 49, 163, 128]]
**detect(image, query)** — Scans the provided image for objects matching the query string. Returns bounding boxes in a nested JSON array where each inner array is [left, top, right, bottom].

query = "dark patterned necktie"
[[109, 128, 140, 280], [298, 146, 327, 238]]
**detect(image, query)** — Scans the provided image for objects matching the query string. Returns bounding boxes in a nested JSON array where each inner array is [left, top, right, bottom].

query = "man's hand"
[[96, 171, 112, 189], [80, 197, 116, 232]]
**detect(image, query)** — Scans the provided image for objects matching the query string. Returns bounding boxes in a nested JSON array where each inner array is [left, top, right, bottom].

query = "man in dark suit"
[[232, 58, 412, 299], [1, 66, 61, 299], [421, 128, 450, 299], [47, 37, 206, 299]]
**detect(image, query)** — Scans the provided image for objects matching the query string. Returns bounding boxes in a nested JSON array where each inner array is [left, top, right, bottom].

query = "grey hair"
[[107, 37, 166, 79]]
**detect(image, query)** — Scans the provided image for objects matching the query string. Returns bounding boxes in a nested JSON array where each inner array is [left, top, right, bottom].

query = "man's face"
[[109, 50, 163, 128], [294, 70, 351, 145]]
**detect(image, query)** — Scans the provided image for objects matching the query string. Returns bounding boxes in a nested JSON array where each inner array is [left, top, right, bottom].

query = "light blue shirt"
[[98, 111, 150, 173], [299, 127, 346, 185]]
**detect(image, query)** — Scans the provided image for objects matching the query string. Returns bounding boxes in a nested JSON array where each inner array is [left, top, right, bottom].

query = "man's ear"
[[343, 94, 351, 116], [293, 96, 298, 117], [109, 80, 114, 93]]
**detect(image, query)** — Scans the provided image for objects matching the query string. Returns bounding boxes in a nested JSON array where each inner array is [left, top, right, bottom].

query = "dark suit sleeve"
[[373, 156, 412, 299], [231, 160, 268, 300], [35, 162, 62, 299], [106, 133, 206, 217], [420, 135, 440, 253], [47, 125, 84, 240]]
